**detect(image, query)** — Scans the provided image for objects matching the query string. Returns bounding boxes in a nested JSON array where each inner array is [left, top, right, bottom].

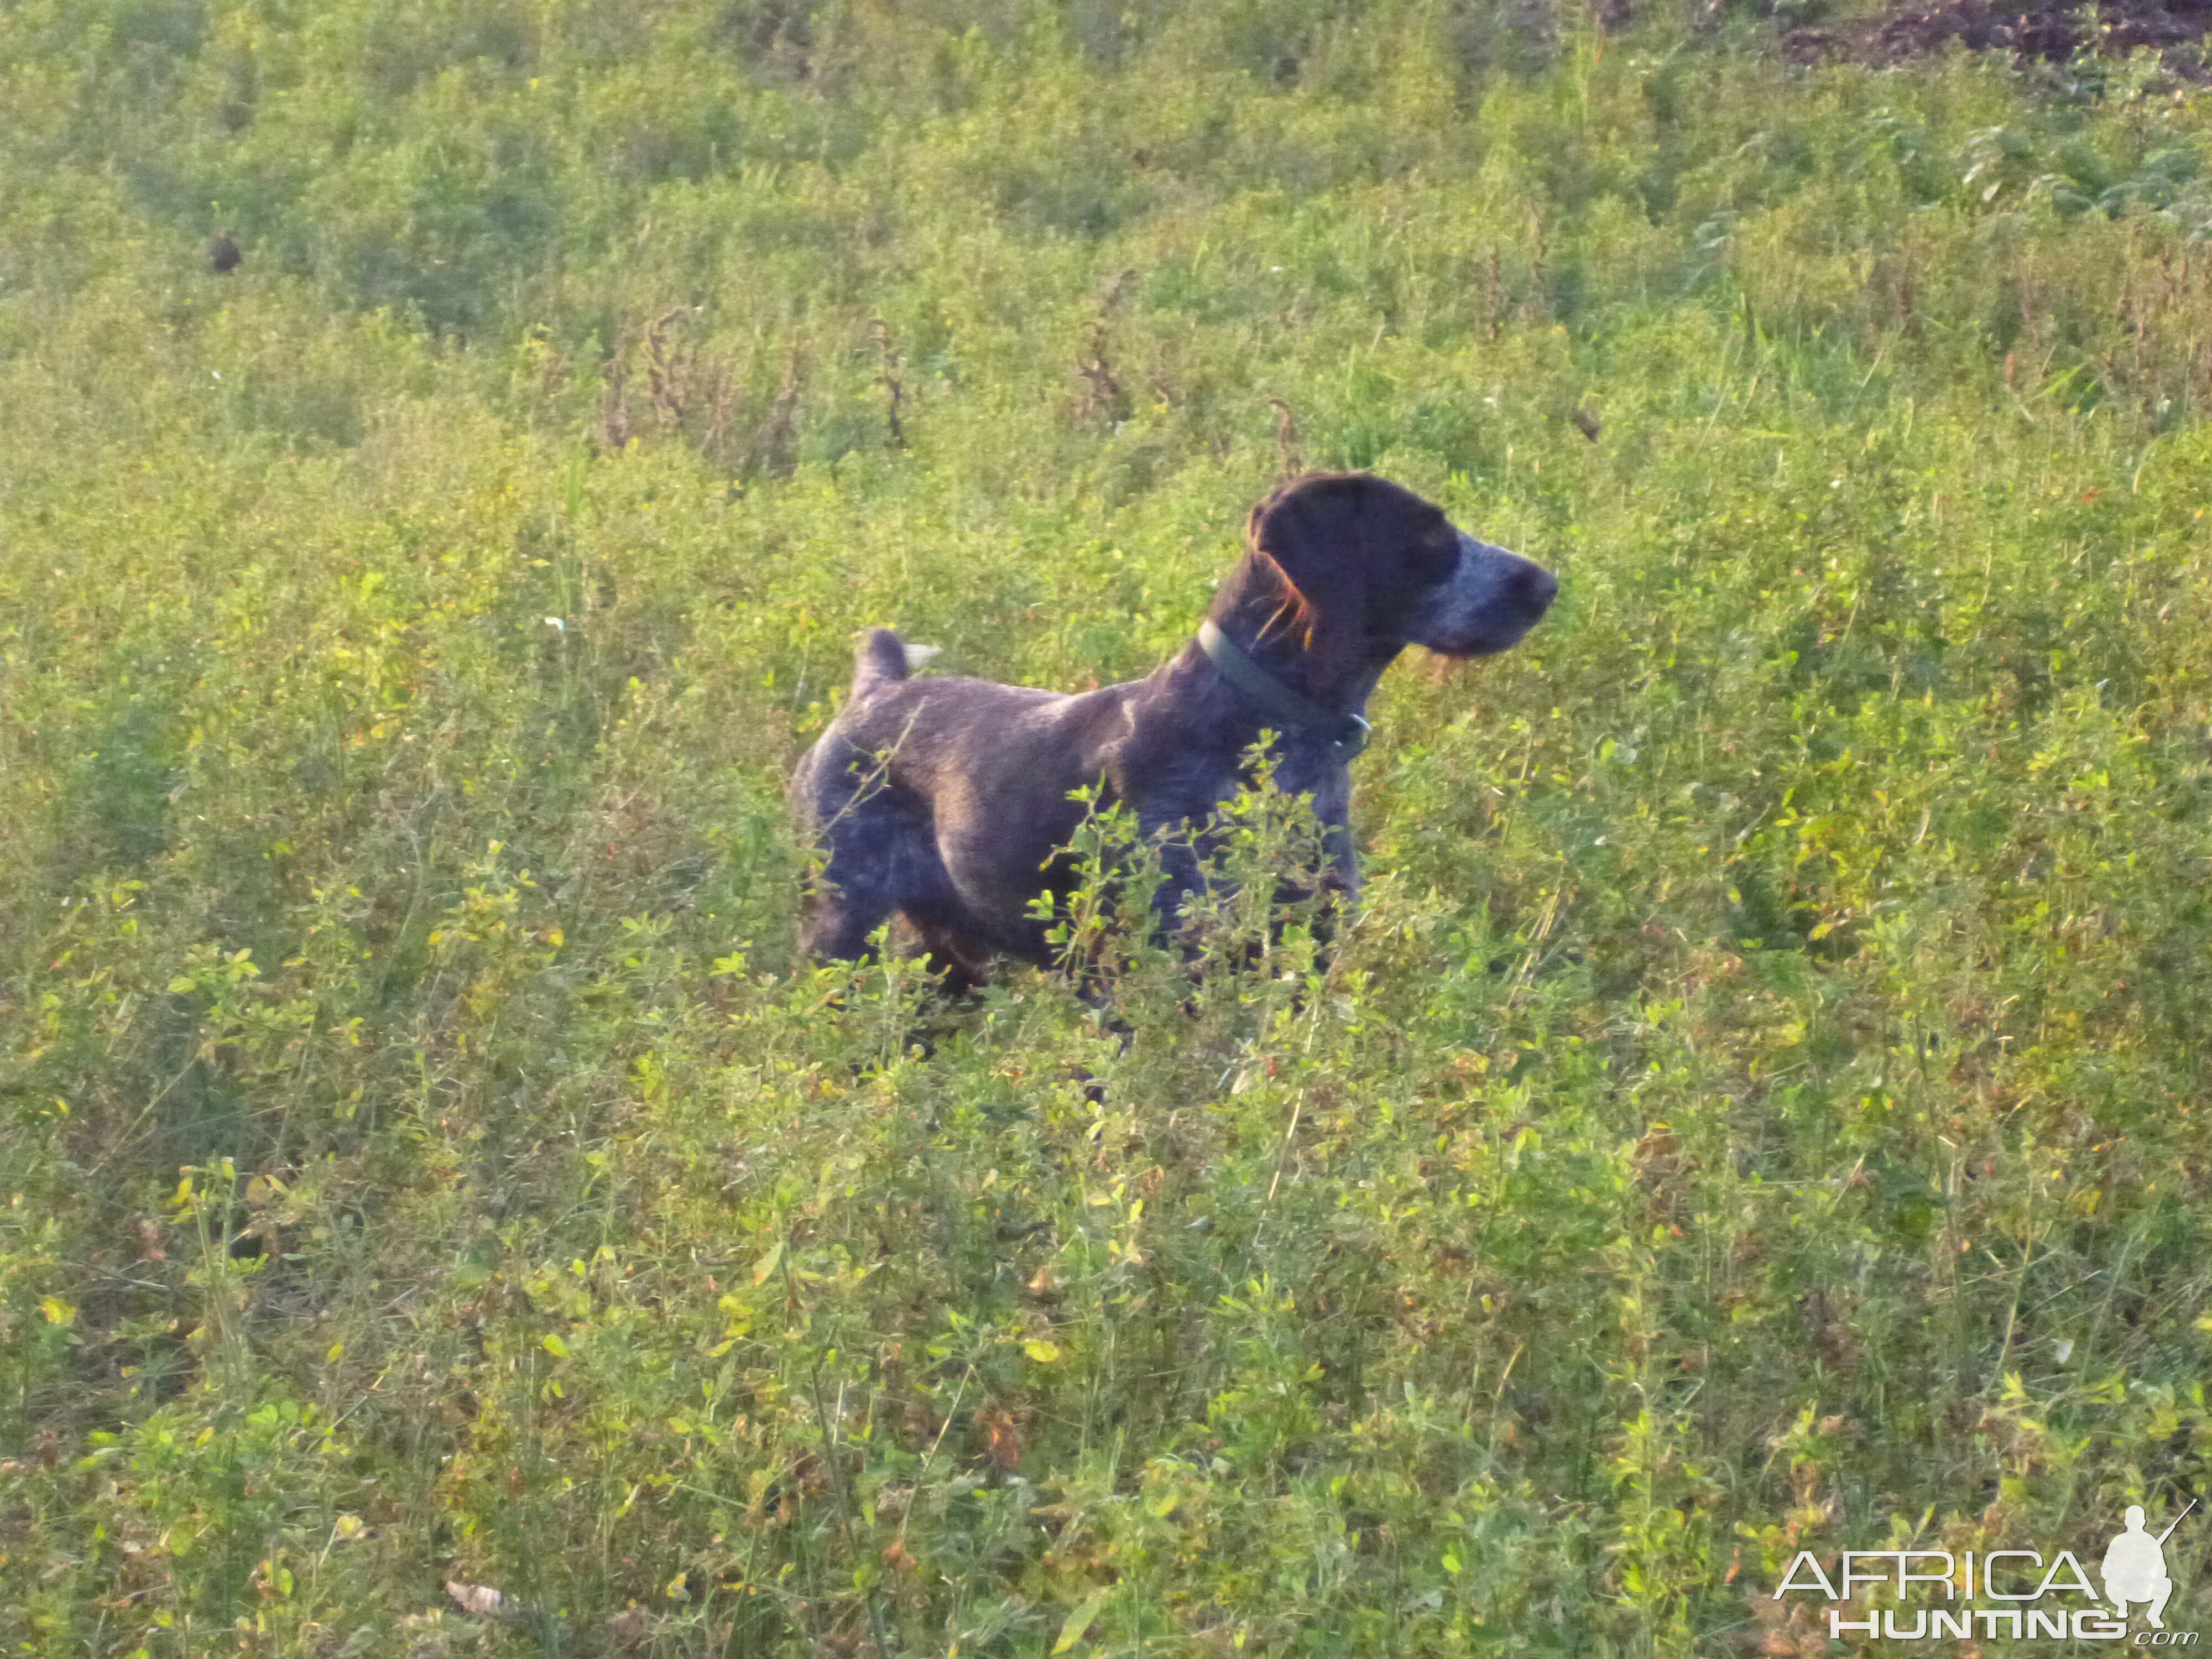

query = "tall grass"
[[4, 2, 2211, 1653]]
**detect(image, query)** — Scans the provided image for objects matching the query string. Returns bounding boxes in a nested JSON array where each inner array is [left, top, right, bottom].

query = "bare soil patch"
[[1785, 0, 2212, 67]]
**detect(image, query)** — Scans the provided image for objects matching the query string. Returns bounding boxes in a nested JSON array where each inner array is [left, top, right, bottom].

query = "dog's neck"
[[1193, 554, 1399, 719]]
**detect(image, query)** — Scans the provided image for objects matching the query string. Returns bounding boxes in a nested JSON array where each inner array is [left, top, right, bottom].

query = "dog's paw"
[[901, 642, 942, 670]]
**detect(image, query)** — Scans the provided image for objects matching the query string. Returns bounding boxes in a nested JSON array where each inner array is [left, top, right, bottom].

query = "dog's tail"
[[850, 628, 941, 697]]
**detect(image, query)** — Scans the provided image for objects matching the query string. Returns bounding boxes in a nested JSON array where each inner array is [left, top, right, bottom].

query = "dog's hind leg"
[[796, 852, 899, 966], [792, 743, 917, 966], [888, 834, 995, 992], [904, 904, 992, 994]]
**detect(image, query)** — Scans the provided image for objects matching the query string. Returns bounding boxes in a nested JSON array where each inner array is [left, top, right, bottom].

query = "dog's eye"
[[1413, 528, 1459, 578]]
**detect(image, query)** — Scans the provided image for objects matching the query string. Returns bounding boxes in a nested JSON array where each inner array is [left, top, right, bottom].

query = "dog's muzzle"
[[1414, 531, 1558, 656]]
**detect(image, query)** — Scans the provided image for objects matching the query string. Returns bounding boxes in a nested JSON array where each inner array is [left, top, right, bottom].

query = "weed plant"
[[4, 1, 2212, 1653]]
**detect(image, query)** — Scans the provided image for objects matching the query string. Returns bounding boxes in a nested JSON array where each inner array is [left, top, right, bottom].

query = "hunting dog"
[[791, 472, 1557, 985]]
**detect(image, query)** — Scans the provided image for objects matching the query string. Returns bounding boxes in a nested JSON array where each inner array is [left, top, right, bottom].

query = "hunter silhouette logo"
[[1771, 1500, 2198, 1644], [2106, 1501, 2193, 1631]]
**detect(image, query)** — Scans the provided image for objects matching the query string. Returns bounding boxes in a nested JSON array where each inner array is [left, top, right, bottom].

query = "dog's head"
[[1244, 472, 1556, 670]]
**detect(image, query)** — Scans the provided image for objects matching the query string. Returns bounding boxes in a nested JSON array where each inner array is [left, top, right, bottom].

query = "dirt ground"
[[1782, 0, 2212, 68]]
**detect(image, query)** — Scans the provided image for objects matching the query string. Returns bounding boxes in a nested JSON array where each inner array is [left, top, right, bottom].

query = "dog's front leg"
[[1145, 832, 1212, 948]]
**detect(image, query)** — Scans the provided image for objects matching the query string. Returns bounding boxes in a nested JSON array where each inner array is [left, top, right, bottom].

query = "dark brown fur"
[[790, 473, 1557, 985]]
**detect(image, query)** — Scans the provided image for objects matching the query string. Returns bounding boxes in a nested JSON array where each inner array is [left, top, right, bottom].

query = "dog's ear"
[[1246, 473, 1455, 653], [1245, 474, 1367, 634]]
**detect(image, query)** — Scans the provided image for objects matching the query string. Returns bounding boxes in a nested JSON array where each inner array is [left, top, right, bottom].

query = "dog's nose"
[[1508, 559, 1558, 618]]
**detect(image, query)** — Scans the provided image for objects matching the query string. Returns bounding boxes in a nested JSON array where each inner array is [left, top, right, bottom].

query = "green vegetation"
[[6, 1, 2212, 1652]]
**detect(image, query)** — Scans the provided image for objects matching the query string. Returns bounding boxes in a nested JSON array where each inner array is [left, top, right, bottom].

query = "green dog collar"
[[1196, 619, 1374, 759]]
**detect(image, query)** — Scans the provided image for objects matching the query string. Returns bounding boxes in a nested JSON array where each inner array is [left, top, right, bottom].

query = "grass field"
[[6, 1, 2212, 1653]]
